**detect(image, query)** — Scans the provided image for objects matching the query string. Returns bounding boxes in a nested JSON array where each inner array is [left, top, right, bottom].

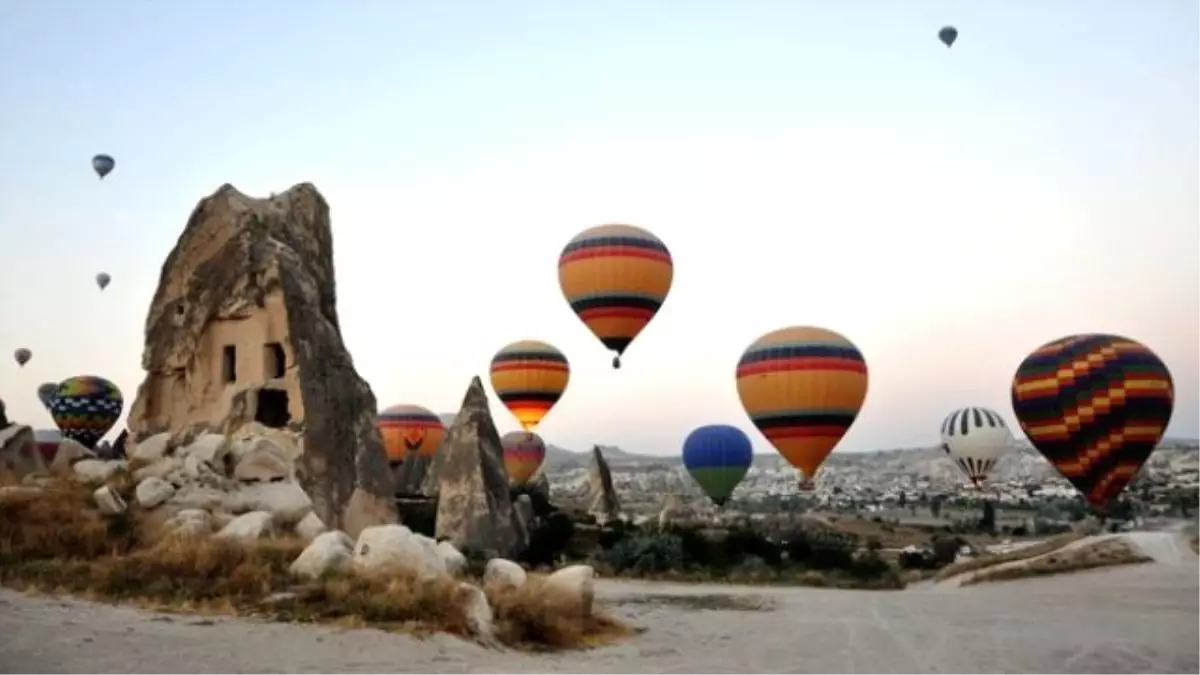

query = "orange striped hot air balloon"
[[736, 326, 869, 480], [558, 224, 673, 369], [501, 431, 547, 485], [378, 404, 446, 464], [489, 340, 570, 432]]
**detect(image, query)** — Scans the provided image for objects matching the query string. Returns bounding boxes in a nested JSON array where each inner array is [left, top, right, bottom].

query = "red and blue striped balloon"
[[682, 424, 754, 506]]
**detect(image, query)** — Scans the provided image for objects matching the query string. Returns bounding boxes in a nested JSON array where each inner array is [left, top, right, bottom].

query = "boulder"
[[431, 377, 520, 558], [72, 459, 124, 485], [177, 434, 232, 473], [215, 511, 274, 540], [586, 446, 621, 524], [233, 447, 291, 483], [0, 425, 46, 479], [436, 540, 467, 575], [49, 439, 95, 475], [353, 524, 446, 579], [294, 511, 328, 541], [483, 558, 527, 591], [228, 481, 313, 527], [290, 530, 354, 579], [136, 477, 176, 508], [133, 456, 182, 482], [542, 564, 595, 621], [124, 183, 396, 537]]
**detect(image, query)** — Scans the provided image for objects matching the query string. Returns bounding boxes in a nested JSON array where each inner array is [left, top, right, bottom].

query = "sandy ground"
[[1, 535, 1196, 674]]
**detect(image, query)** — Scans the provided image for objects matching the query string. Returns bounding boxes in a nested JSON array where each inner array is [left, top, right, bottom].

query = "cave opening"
[[255, 388, 291, 429]]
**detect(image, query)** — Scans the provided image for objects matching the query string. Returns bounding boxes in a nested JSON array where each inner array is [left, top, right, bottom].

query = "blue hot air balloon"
[[682, 424, 754, 507], [92, 154, 115, 179]]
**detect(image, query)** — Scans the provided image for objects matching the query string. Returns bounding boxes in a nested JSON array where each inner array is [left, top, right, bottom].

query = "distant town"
[[542, 438, 1200, 526]]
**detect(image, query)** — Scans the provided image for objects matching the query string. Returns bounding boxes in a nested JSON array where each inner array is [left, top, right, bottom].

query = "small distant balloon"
[[14, 348, 31, 367], [37, 382, 59, 411], [938, 26, 958, 48], [92, 154, 115, 179], [96, 272, 111, 290]]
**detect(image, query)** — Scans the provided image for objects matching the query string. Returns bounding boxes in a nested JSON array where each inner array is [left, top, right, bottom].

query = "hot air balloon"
[[501, 431, 547, 485], [34, 428, 63, 464], [92, 154, 115, 179], [14, 348, 31, 367], [37, 381, 59, 412], [682, 424, 754, 507], [96, 272, 111, 291], [736, 326, 868, 481], [378, 404, 446, 464], [489, 340, 570, 432], [558, 224, 673, 369], [938, 26, 958, 47], [1011, 333, 1174, 514], [48, 375, 123, 450], [939, 407, 1012, 486]]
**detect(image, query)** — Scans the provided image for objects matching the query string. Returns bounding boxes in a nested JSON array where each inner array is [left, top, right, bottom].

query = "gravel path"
[[0, 558, 1195, 674]]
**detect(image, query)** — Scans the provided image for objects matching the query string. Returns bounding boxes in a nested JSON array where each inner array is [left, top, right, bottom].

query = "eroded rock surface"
[[124, 183, 395, 535], [0, 425, 46, 479], [431, 377, 520, 557], [586, 445, 621, 524]]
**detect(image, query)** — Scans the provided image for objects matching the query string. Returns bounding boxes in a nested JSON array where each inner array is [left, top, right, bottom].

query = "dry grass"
[[933, 532, 1084, 581], [961, 538, 1153, 585], [0, 476, 631, 651]]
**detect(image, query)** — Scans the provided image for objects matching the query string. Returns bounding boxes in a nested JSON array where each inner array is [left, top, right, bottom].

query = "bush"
[[599, 533, 684, 574], [521, 512, 575, 568], [786, 529, 857, 570]]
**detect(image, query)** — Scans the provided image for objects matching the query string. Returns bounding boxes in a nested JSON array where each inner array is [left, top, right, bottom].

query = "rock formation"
[[0, 397, 7, 428], [0, 425, 47, 479], [124, 183, 395, 535], [586, 445, 621, 523], [431, 377, 521, 557]]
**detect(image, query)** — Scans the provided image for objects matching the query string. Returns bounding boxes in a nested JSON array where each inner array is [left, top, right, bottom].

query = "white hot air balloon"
[[938, 406, 1012, 486]]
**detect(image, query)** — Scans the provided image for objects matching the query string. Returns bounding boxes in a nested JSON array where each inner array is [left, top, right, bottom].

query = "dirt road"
[[1, 556, 1195, 673]]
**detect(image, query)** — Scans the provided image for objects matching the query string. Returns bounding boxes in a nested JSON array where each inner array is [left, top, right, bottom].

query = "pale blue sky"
[[1, 0, 1197, 457]]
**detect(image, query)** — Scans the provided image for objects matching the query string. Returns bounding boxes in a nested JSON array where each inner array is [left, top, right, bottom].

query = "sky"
[[0, 0, 1197, 458]]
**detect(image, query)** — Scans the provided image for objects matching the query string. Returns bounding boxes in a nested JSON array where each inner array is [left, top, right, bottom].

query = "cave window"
[[264, 342, 286, 379], [255, 389, 291, 429], [221, 345, 237, 383]]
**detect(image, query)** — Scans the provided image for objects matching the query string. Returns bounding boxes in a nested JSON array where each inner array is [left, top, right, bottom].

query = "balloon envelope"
[[489, 340, 569, 432], [14, 348, 31, 367], [92, 154, 115, 179], [96, 272, 111, 290], [558, 224, 673, 369], [501, 431, 547, 485], [34, 428, 63, 464], [49, 375, 123, 450], [682, 424, 753, 506], [1011, 333, 1174, 513], [939, 406, 1012, 486], [37, 382, 59, 411], [938, 25, 958, 47], [378, 404, 446, 463], [736, 326, 868, 479]]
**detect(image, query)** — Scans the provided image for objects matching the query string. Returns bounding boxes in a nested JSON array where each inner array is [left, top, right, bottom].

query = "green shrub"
[[599, 533, 685, 574]]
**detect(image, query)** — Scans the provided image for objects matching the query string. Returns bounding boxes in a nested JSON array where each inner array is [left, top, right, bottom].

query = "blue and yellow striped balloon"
[[682, 424, 754, 507], [736, 326, 869, 479]]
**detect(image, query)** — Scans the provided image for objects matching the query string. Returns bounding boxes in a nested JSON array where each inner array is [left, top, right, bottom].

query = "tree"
[[898, 492, 907, 508], [931, 495, 944, 519]]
